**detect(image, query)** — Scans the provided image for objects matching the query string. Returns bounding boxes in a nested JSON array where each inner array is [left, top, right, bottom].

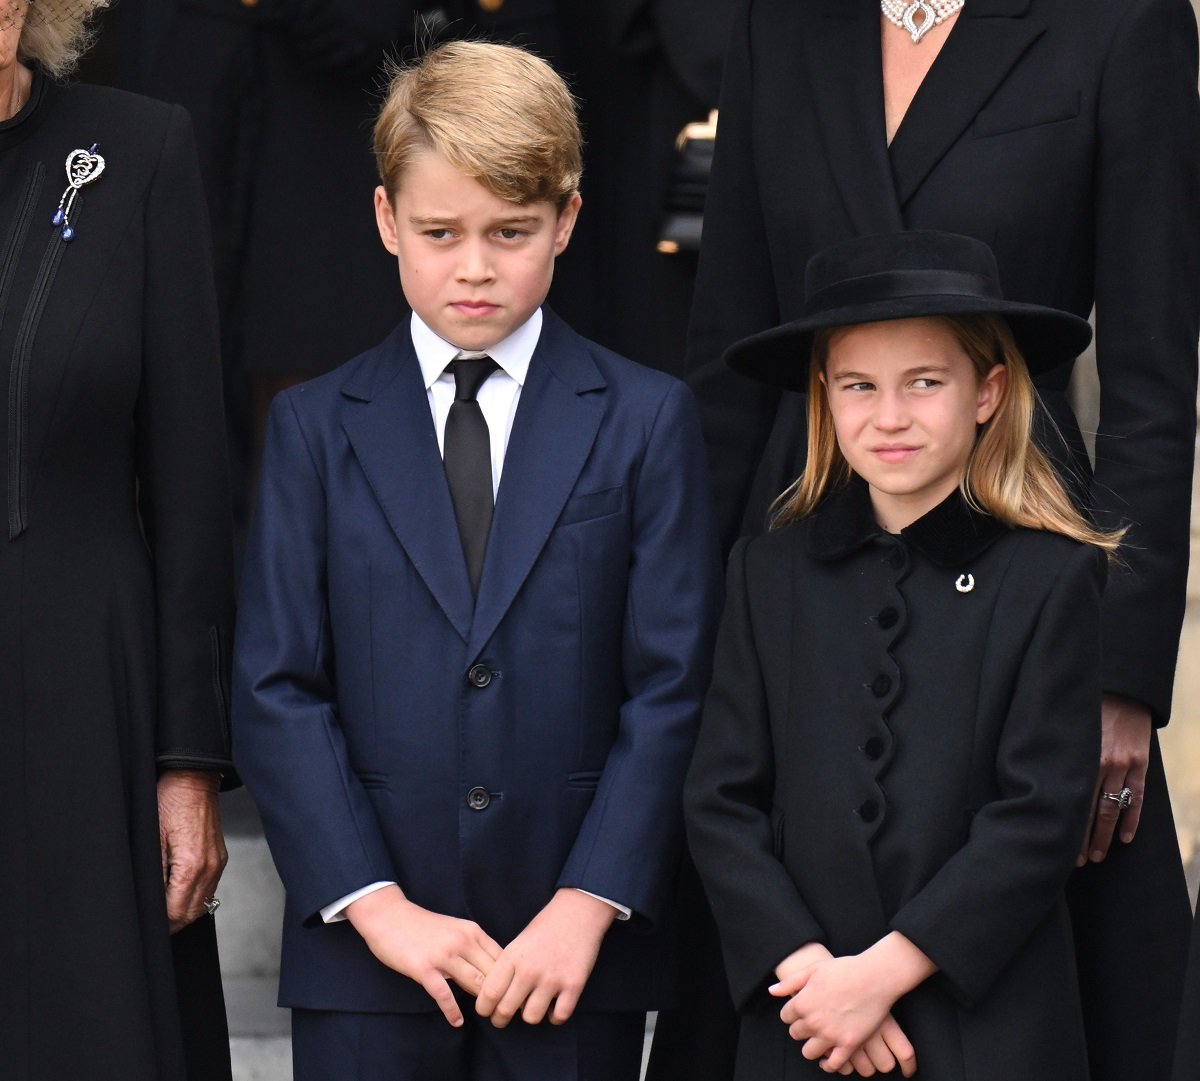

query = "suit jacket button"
[[858, 799, 880, 823], [863, 736, 885, 760], [467, 787, 491, 811], [870, 674, 892, 698], [876, 606, 898, 629], [467, 663, 493, 688]]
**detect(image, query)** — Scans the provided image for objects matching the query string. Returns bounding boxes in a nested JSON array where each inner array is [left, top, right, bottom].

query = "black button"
[[466, 786, 491, 811], [876, 606, 898, 629], [863, 736, 885, 760], [870, 674, 892, 698], [858, 799, 880, 823], [888, 547, 905, 570], [467, 664, 493, 688]]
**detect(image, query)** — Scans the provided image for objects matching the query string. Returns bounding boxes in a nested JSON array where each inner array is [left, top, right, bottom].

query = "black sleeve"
[[135, 105, 236, 776], [684, 0, 786, 551], [1089, 0, 1200, 723], [684, 538, 827, 1008]]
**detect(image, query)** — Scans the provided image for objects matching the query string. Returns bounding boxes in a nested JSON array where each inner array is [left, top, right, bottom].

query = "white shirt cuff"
[[321, 882, 629, 924], [575, 888, 631, 921], [320, 881, 397, 924]]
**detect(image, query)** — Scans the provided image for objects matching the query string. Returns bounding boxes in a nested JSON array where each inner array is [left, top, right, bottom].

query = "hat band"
[[807, 268, 1003, 316]]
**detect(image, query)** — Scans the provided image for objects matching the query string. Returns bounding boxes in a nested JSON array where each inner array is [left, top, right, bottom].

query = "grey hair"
[[18, 0, 111, 79]]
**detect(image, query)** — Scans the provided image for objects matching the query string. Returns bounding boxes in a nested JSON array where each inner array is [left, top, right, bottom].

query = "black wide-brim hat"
[[725, 231, 1093, 390]]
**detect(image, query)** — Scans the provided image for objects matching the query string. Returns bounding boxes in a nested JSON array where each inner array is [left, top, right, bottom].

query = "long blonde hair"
[[770, 314, 1123, 555]]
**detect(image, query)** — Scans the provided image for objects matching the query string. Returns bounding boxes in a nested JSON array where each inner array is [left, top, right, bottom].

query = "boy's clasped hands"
[[769, 933, 935, 1077], [345, 883, 617, 1029]]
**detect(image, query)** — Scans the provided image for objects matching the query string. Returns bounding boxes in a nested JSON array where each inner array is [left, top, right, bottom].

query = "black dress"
[[0, 71, 234, 1080]]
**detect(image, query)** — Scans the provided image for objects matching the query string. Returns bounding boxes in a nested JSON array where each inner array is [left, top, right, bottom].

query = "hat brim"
[[724, 296, 1093, 391]]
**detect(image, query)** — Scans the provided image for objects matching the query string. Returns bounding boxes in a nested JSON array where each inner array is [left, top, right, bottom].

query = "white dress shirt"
[[321, 310, 629, 925], [414, 307, 537, 498]]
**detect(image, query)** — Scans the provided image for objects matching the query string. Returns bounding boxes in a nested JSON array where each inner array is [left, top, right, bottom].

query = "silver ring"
[[1099, 786, 1134, 812], [203, 896, 221, 916]]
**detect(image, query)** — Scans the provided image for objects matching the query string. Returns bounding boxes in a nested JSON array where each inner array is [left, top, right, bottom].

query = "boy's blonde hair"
[[373, 40, 582, 208], [771, 314, 1123, 555]]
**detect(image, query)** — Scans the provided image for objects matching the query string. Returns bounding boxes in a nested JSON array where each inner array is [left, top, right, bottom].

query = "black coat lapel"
[[341, 331, 475, 643], [801, 0, 904, 235], [889, 0, 1044, 207], [466, 313, 605, 659]]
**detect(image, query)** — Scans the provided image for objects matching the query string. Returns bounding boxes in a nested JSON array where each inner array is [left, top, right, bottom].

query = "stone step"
[[230, 1037, 292, 1081], [216, 833, 285, 980]]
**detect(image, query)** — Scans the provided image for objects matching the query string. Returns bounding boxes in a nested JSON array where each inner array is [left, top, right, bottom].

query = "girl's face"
[[821, 317, 1005, 532]]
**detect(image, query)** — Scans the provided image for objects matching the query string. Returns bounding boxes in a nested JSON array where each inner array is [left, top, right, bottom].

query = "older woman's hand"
[[158, 769, 228, 933]]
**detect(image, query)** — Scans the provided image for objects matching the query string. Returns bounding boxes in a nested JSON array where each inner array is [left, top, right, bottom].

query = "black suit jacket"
[[689, 0, 1200, 723]]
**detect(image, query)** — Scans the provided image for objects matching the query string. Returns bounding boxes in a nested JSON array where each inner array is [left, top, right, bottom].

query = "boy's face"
[[375, 149, 581, 352]]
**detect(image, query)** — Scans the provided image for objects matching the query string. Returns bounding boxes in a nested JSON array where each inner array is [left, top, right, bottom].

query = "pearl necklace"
[[881, 0, 965, 43]]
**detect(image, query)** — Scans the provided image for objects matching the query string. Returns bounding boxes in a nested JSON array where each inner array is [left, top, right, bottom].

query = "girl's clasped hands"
[[769, 934, 935, 1077]]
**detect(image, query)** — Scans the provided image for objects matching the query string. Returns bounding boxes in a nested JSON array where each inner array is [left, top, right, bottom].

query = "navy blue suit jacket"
[[233, 309, 722, 1013]]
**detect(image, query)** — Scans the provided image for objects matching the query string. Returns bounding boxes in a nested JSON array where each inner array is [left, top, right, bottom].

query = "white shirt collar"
[[412, 309, 542, 390]]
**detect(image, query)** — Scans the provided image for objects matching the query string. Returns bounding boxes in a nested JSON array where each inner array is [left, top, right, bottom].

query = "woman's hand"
[[1077, 693, 1151, 864], [158, 770, 227, 933]]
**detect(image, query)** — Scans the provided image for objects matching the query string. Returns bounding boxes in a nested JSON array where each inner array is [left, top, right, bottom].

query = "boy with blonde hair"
[[233, 40, 721, 1081]]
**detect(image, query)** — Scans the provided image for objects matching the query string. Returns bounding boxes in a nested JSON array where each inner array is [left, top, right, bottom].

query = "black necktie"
[[443, 356, 498, 594]]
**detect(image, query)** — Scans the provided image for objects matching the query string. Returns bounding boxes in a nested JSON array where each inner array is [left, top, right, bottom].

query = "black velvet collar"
[[806, 478, 1010, 567]]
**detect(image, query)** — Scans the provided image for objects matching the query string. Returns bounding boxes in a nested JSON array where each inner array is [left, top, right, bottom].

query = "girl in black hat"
[[684, 232, 1121, 1081]]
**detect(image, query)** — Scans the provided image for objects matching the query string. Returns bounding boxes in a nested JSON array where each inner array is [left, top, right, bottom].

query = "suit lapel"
[[801, 0, 904, 236], [341, 330, 475, 643], [889, 0, 1044, 208], [467, 313, 605, 659]]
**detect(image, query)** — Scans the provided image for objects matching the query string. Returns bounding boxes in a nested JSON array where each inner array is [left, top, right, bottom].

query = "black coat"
[[685, 484, 1103, 1081], [689, 0, 1200, 726], [0, 74, 234, 1080], [681, 6, 1200, 1075], [566, 0, 730, 373], [1175, 910, 1200, 1081]]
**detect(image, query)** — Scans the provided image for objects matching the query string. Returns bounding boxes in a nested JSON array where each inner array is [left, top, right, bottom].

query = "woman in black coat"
[[685, 230, 1114, 1081], [1175, 912, 1200, 1081], [683, 2, 1200, 1077], [1, 3, 235, 1078]]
